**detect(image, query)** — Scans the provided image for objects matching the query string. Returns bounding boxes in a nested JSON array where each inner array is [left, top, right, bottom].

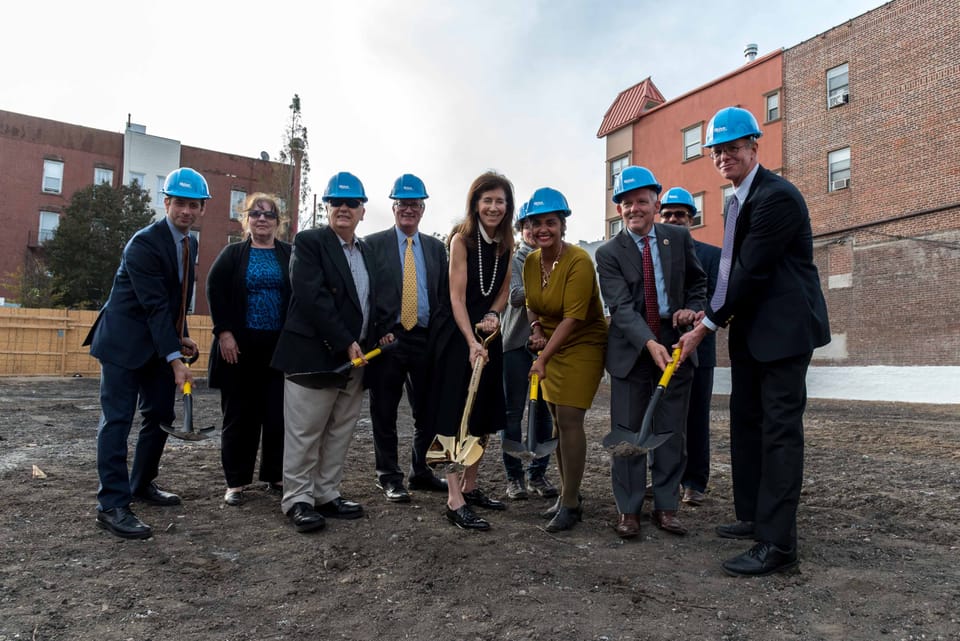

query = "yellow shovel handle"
[[657, 347, 683, 387], [348, 346, 385, 368], [529, 373, 539, 402], [183, 381, 192, 395]]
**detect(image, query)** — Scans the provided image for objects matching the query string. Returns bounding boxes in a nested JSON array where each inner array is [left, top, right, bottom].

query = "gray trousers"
[[609, 356, 693, 515], [280, 370, 363, 514]]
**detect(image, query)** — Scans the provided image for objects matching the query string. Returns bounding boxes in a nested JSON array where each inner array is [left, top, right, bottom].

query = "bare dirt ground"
[[1, 376, 958, 641]]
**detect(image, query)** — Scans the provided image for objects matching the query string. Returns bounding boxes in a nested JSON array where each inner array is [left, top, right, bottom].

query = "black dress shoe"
[[377, 480, 411, 503], [97, 507, 152, 539], [445, 505, 490, 530], [715, 520, 756, 540], [545, 505, 582, 532], [463, 488, 506, 511], [543, 494, 582, 519], [409, 474, 448, 492], [316, 497, 364, 519], [132, 483, 181, 506], [224, 489, 243, 506], [286, 502, 326, 533], [722, 541, 799, 577]]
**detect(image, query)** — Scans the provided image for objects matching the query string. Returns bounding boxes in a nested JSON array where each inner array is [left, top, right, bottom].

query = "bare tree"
[[277, 94, 314, 231]]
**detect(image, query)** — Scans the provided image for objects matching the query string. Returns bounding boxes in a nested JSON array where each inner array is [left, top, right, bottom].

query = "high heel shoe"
[[545, 505, 582, 532]]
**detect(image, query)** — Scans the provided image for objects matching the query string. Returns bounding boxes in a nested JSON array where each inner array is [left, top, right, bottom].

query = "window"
[[608, 218, 623, 237], [828, 147, 851, 191], [39, 211, 60, 244], [691, 193, 704, 228], [608, 155, 629, 188], [683, 125, 702, 161], [129, 172, 146, 188], [765, 91, 781, 122], [43, 160, 64, 194], [94, 167, 114, 186], [230, 190, 247, 220], [156, 175, 167, 205], [827, 63, 849, 108], [227, 234, 244, 245]]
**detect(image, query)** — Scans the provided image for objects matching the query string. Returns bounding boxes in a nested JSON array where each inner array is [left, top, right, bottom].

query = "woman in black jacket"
[[207, 193, 292, 506]]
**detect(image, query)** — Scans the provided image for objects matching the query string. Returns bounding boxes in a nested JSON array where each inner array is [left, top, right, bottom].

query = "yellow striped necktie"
[[400, 237, 418, 330]]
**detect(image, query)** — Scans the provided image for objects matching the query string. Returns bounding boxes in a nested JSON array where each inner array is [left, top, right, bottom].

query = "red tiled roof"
[[596, 77, 666, 138]]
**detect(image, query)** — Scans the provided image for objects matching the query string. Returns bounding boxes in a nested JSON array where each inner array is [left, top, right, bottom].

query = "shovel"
[[162, 355, 215, 442], [427, 325, 499, 471], [503, 354, 558, 461], [603, 346, 683, 455], [286, 341, 398, 389]]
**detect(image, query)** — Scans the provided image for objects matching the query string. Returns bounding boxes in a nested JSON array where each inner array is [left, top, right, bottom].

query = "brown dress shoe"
[[682, 487, 706, 506], [614, 513, 641, 539], [652, 509, 688, 535]]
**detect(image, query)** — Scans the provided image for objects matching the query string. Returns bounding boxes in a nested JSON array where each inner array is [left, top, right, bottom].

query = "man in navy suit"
[[85, 167, 209, 539], [596, 166, 707, 540], [659, 187, 721, 507], [364, 174, 448, 503], [678, 107, 830, 576], [271, 172, 382, 534]]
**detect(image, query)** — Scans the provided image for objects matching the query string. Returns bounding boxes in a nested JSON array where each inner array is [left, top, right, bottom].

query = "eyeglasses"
[[247, 209, 278, 219], [394, 200, 424, 210], [708, 142, 752, 159], [327, 198, 362, 209], [660, 210, 691, 220]]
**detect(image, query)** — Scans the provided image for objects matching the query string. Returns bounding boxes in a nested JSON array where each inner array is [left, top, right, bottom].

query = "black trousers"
[[366, 327, 435, 484], [681, 365, 714, 493], [729, 346, 812, 550], [219, 329, 284, 487]]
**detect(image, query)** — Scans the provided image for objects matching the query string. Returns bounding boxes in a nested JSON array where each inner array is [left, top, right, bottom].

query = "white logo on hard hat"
[[403, 185, 413, 191], [179, 181, 191, 188], [338, 184, 350, 189]]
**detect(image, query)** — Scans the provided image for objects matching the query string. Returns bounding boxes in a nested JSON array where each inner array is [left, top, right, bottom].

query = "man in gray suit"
[[364, 174, 449, 503], [595, 166, 706, 539]]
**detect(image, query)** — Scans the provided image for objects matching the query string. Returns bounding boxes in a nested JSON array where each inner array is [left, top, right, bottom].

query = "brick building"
[[0, 110, 301, 315], [597, 0, 960, 366]]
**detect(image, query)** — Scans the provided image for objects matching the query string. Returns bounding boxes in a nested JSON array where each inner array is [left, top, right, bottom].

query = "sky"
[[5, 0, 890, 242]]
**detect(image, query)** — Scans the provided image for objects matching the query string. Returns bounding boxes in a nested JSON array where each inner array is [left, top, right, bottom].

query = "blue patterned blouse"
[[245, 248, 284, 331]]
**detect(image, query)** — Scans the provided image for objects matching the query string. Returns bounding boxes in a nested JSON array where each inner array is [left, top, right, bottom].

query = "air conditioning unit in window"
[[828, 92, 849, 108], [831, 178, 850, 191]]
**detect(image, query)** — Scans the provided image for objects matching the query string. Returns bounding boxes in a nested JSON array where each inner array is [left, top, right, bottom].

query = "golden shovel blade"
[[455, 435, 484, 467], [426, 435, 458, 466]]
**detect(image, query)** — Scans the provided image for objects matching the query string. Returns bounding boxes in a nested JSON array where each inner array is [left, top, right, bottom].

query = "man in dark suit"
[[271, 171, 380, 534], [596, 166, 707, 540], [659, 187, 721, 507], [678, 107, 830, 576], [364, 174, 448, 503], [85, 167, 210, 539]]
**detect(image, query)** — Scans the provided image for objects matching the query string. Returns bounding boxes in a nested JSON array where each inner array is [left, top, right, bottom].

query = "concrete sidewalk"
[[713, 366, 960, 404]]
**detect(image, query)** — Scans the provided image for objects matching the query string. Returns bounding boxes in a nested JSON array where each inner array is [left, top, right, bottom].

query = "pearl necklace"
[[477, 226, 500, 297], [540, 243, 564, 288]]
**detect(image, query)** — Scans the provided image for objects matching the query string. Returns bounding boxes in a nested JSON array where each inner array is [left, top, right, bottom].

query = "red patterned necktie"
[[641, 235, 659, 340], [176, 236, 189, 340]]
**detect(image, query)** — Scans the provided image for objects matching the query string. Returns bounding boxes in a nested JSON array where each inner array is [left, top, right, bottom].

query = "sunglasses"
[[327, 198, 362, 209], [247, 210, 278, 220]]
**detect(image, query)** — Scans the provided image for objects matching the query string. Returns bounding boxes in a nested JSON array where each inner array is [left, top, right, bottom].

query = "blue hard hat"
[[704, 107, 763, 147], [161, 167, 211, 200], [526, 187, 571, 218], [322, 171, 368, 202], [390, 174, 429, 199], [514, 200, 530, 229], [661, 187, 697, 214], [612, 166, 662, 203]]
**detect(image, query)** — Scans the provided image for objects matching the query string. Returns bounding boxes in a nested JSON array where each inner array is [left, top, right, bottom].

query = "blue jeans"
[[501, 347, 552, 481]]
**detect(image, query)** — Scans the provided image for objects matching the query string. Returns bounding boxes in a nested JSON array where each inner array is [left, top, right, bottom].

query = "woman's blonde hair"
[[241, 192, 288, 238]]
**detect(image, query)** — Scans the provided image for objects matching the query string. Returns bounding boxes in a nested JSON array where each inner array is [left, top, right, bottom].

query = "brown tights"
[[548, 403, 587, 509]]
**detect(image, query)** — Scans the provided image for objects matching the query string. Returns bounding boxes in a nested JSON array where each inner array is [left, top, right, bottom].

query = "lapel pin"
[[662, 238, 670, 246]]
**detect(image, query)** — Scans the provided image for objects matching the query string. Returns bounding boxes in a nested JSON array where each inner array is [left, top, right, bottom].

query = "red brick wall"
[[784, 0, 960, 365]]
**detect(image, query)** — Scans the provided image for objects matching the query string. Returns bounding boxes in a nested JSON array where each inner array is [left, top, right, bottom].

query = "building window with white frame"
[[156, 175, 167, 205], [766, 91, 781, 122], [683, 124, 702, 161], [43, 160, 64, 194], [230, 190, 247, 220], [94, 167, 114, 186], [608, 218, 623, 238], [129, 172, 146, 188], [39, 211, 60, 244], [828, 147, 851, 191], [827, 63, 849, 108], [609, 155, 629, 188], [691, 193, 704, 227]]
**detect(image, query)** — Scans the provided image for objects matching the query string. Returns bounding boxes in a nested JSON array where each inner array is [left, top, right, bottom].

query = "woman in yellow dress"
[[522, 187, 607, 532]]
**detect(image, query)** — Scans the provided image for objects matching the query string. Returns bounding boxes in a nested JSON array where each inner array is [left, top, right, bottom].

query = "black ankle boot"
[[545, 505, 582, 532]]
